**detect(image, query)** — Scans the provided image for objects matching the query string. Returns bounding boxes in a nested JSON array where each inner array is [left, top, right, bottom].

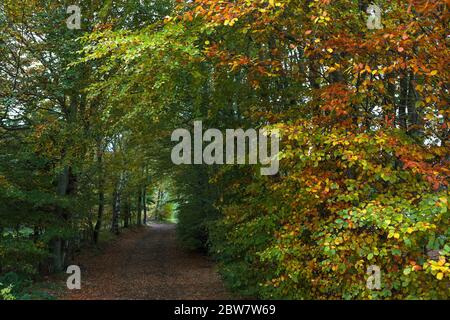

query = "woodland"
[[0, 0, 449, 300]]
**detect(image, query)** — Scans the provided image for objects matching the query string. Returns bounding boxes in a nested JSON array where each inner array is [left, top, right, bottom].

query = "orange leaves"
[[184, 11, 194, 22], [186, 0, 261, 27], [318, 83, 353, 118], [395, 143, 449, 191]]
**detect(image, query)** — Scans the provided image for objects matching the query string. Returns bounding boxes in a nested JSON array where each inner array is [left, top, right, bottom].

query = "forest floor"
[[58, 223, 230, 300]]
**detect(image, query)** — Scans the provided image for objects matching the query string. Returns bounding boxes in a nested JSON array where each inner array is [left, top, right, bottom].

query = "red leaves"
[[397, 144, 449, 191], [318, 84, 353, 119]]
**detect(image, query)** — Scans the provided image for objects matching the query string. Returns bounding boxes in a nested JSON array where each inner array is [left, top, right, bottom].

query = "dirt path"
[[62, 223, 229, 300]]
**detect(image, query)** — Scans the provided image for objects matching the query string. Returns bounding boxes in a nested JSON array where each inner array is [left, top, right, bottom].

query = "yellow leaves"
[[435, 197, 449, 214], [224, 18, 238, 27], [388, 231, 400, 239], [424, 256, 450, 281], [312, 10, 331, 25], [359, 65, 375, 76], [406, 227, 414, 234], [429, 70, 438, 76], [327, 48, 333, 54], [268, 0, 282, 7], [438, 196, 448, 206]]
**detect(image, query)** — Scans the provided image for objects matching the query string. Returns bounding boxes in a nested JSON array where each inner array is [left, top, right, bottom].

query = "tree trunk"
[[94, 190, 104, 243], [93, 142, 104, 244], [407, 72, 421, 137], [111, 180, 122, 235], [398, 75, 409, 130], [143, 187, 147, 225], [155, 188, 162, 221], [137, 190, 142, 225], [51, 166, 70, 272], [124, 198, 130, 228]]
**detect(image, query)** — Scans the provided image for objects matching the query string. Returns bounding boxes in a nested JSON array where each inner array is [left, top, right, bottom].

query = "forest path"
[[61, 223, 229, 300]]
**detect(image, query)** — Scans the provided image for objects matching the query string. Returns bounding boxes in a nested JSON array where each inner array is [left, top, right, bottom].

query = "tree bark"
[[143, 187, 147, 225], [398, 75, 409, 130], [51, 166, 70, 272], [137, 190, 142, 225], [93, 142, 104, 244], [111, 177, 122, 235], [407, 72, 421, 137], [123, 197, 130, 228]]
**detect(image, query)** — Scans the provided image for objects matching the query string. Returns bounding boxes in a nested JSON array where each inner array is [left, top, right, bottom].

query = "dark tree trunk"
[[398, 75, 409, 130], [123, 197, 130, 228], [93, 142, 104, 244], [94, 190, 104, 243], [143, 187, 147, 225], [407, 72, 421, 137], [51, 166, 71, 272], [111, 182, 122, 235], [155, 188, 163, 221], [137, 190, 142, 225]]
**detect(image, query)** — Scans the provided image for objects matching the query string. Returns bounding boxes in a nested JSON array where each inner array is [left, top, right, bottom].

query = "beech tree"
[[1, 0, 448, 300]]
